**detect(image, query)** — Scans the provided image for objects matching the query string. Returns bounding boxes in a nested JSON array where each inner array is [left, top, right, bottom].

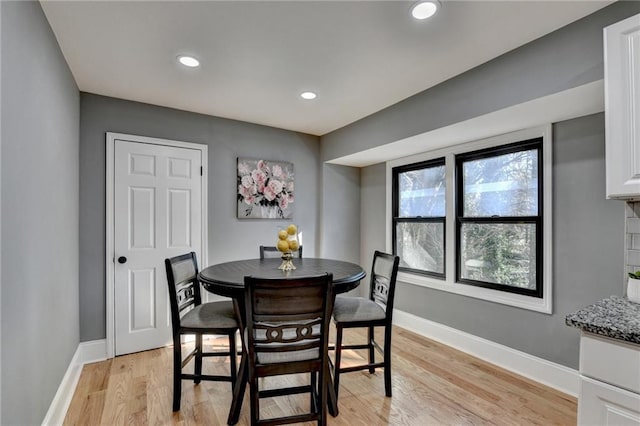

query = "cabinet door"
[[580, 333, 640, 394], [605, 13, 640, 199], [579, 377, 640, 426]]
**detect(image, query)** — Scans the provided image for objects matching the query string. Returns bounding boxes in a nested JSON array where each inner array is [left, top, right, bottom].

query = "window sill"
[[397, 271, 552, 314]]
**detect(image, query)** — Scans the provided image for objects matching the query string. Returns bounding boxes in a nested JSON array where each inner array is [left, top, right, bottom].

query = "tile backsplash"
[[626, 202, 640, 277]]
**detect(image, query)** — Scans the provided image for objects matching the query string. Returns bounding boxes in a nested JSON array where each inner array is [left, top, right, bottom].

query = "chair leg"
[[368, 326, 376, 374], [229, 331, 238, 391], [249, 373, 259, 426], [333, 325, 344, 400], [194, 333, 203, 384], [172, 335, 182, 411], [319, 364, 328, 426], [310, 371, 318, 413], [228, 350, 248, 425], [383, 325, 392, 397]]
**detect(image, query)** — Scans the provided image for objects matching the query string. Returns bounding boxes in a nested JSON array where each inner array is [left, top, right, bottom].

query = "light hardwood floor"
[[64, 326, 576, 425]]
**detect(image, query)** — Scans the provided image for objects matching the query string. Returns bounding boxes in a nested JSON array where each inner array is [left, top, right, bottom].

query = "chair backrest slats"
[[177, 297, 195, 313], [165, 252, 202, 331], [175, 281, 196, 312], [369, 251, 400, 315], [259, 245, 303, 260], [252, 316, 323, 349], [372, 276, 391, 308]]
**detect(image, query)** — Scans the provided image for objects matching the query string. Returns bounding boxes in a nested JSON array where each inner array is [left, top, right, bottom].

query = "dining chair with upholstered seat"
[[331, 250, 399, 399], [243, 273, 334, 425], [165, 252, 239, 411], [259, 245, 303, 259]]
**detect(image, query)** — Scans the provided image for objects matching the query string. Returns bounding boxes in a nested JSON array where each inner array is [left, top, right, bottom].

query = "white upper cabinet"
[[605, 13, 640, 199]]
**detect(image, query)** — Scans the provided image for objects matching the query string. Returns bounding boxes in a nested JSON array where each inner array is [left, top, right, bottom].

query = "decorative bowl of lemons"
[[276, 224, 299, 271]]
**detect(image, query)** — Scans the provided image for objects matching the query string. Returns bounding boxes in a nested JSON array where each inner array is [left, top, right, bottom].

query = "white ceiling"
[[40, 0, 611, 136]]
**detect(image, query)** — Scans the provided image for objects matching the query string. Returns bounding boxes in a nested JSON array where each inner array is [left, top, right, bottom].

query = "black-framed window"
[[392, 158, 446, 278], [455, 138, 543, 297]]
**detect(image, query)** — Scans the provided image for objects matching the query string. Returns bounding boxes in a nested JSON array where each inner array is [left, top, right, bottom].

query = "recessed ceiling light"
[[177, 55, 200, 68], [300, 91, 317, 100], [411, 1, 440, 20]]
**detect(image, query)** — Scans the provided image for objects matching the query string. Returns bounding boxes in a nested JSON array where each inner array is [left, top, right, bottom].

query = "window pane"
[[396, 222, 444, 274], [398, 165, 445, 217], [463, 149, 538, 217], [460, 223, 536, 290]]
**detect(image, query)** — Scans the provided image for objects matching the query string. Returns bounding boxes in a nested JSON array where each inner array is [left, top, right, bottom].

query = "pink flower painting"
[[237, 158, 294, 219]]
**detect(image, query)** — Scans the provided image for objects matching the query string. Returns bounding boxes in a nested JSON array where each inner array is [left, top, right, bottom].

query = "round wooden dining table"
[[199, 257, 366, 425], [200, 257, 365, 297]]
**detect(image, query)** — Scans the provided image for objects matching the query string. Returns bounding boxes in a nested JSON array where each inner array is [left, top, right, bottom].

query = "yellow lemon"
[[287, 224, 297, 235], [277, 240, 290, 252], [288, 240, 299, 251], [278, 230, 288, 240]]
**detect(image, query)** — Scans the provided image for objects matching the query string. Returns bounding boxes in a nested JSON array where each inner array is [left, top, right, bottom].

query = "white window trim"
[[386, 125, 553, 314]]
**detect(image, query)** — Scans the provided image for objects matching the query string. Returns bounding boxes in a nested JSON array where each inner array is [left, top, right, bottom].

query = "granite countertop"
[[566, 296, 640, 345]]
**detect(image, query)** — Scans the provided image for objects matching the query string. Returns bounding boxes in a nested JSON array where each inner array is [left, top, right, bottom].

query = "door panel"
[[168, 157, 192, 178], [129, 268, 156, 331], [130, 153, 156, 176], [130, 187, 156, 249], [114, 139, 202, 355], [168, 189, 191, 248]]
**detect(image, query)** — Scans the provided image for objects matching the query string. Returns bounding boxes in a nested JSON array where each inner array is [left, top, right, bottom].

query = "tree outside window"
[[456, 138, 543, 297], [392, 158, 446, 278]]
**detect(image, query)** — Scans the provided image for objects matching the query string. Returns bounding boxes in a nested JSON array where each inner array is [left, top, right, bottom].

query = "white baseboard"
[[76, 339, 108, 365], [42, 339, 107, 426], [393, 309, 579, 397]]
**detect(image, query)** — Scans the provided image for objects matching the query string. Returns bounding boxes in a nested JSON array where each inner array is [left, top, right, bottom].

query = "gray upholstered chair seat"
[[181, 300, 238, 330], [257, 347, 319, 364], [333, 296, 386, 323]]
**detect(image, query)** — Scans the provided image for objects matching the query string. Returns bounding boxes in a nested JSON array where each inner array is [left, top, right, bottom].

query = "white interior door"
[[114, 138, 202, 356]]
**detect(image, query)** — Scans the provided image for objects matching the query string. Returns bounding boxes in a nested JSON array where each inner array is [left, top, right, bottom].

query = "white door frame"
[[105, 132, 208, 358]]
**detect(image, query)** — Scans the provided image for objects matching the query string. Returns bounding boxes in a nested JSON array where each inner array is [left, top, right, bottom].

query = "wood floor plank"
[[64, 326, 576, 425]]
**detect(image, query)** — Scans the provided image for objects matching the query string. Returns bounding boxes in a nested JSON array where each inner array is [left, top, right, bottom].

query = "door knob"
[[118, 256, 127, 264]]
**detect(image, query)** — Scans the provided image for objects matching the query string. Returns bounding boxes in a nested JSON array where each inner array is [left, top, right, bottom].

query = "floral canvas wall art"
[[237, 158, 294, 219]]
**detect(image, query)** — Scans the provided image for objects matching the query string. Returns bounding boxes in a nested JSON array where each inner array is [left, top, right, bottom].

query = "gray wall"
[[333, 0, 640, 370], [319, 164, 361, 267], [321, 1, 640, 163], [359, 163, 386, 294], [362, 113, 624, 369], [1, 1, 80, 424], [80, 94, 320, 341]]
